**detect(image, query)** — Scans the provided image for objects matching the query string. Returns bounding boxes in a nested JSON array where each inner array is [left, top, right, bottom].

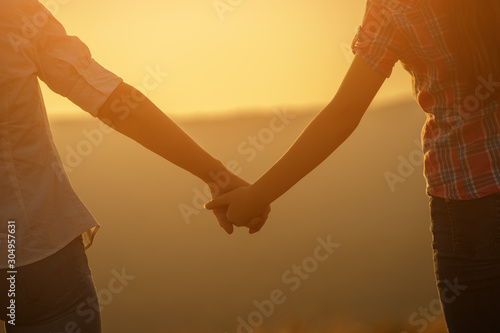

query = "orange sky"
[[41, 0, 413, 119]]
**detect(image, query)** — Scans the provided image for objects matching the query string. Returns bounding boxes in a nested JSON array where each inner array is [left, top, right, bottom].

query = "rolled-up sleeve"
[[351, 0, 404, 78], [32, 3, 122, 117]]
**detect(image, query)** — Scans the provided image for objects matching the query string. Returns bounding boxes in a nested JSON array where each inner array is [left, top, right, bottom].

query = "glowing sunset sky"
[[40, 0, 413, 119]]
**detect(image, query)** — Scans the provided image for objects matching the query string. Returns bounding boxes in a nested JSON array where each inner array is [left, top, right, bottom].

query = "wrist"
[[248, 182, 272, 208], [199, 159, 227, 184], [202, 162, 248, 195]]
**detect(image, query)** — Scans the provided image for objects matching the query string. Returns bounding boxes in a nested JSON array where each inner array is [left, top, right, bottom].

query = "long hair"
[[451, 1, 500, 83]]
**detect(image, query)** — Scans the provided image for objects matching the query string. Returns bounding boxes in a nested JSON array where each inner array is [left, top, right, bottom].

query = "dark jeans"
[[0, 236, 101, 332], [430, 194, 500, 333]]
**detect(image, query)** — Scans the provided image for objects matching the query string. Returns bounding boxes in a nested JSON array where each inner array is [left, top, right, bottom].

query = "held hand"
[[205, 186, 271, 233], [206, 172, 269, 234], [207, 179, 241, 235], [209, 201, 235, 235]]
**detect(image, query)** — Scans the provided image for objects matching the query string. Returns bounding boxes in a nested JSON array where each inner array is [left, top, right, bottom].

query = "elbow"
[[97, 82, 147, 128]]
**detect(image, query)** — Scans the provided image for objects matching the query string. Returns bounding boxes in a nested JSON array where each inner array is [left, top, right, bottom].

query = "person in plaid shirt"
[[207, 0, 500, 331]]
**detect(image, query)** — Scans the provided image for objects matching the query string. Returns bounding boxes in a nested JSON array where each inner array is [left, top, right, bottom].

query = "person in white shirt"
[[0, 1, 269, 332]]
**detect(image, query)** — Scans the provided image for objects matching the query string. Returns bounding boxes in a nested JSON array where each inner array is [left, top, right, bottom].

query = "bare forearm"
[[250, 101, 362, 204], [249, 55, 385, 205], [97, 82, 226, 183], [204, 55, 385, 226]]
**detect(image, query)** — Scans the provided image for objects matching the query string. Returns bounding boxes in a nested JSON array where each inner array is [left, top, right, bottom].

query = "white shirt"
[[0, 0, 122, 268]]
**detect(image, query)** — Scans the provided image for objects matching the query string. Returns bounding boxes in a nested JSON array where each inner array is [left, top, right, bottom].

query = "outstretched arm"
[[97, 82, 269, 234], [98, 82, 227, 183], [205, 55, 386, 224], [27, 0, 267, 234]]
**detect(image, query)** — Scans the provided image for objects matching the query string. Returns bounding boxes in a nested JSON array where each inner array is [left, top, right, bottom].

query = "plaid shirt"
[[352, 0, 500, 200]]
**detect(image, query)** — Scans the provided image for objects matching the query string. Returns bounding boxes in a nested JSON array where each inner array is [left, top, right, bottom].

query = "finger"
[[204, 195, 229, 210], [250, 207, 271, 228], [249, 228, 259, 234], [213, 209, 234, 234], [220, 220, 234, 234], [262, 205, 271, 220], [248, 224, 262, 234], [247, 217, 265, 234]]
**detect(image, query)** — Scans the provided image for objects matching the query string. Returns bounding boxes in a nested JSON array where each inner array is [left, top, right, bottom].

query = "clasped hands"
[[204, 172, 270, 234]]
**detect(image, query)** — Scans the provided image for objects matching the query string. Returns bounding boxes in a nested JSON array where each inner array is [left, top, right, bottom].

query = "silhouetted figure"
[[0, 1, 267, 332], [207, 1, 500, 332]]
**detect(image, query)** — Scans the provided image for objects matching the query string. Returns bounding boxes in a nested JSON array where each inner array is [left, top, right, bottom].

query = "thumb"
[[204, 194, 230, 210], [213, 209, 234, 235]]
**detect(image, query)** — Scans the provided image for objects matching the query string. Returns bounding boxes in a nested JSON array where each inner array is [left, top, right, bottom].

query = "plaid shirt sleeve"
[[351, 0, 406, 78]]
